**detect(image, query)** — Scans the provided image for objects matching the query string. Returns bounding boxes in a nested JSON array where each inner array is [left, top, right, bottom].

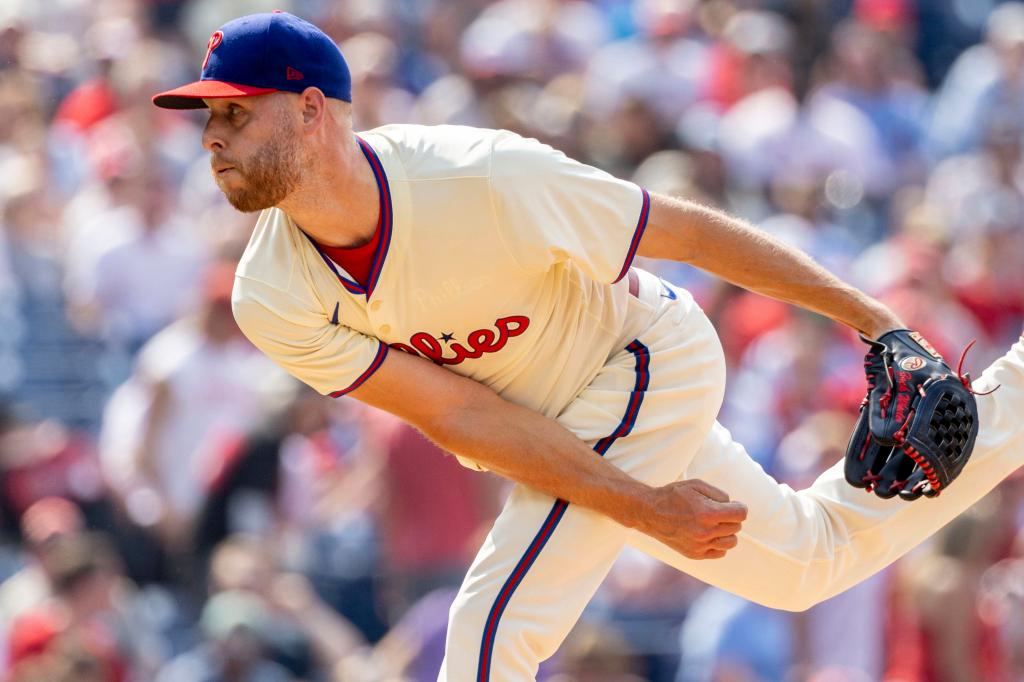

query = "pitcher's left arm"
[[637, 193, 904, 339]]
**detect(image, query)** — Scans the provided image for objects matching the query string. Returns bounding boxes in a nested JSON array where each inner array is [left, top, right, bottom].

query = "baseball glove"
[[844, 329, 984, 501]]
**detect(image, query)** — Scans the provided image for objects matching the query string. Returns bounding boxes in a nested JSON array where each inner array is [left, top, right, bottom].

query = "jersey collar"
[[309, 134, 394, 300]]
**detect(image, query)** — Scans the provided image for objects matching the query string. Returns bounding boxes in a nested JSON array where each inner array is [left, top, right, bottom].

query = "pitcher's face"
[[202, 94, 303, 212]]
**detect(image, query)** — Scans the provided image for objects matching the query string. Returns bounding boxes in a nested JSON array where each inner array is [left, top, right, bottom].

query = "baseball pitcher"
[[152, 12, 1024, 681]]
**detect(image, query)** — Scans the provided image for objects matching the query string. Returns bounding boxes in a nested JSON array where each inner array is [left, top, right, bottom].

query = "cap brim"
[[152, 80, 278, 110]]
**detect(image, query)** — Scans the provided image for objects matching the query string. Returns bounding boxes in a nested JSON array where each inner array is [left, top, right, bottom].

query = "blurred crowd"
[[1, 0, 1024, 680]]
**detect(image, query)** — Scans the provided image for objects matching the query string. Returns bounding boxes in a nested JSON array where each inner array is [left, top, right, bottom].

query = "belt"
[[627, 268, 639, 298]]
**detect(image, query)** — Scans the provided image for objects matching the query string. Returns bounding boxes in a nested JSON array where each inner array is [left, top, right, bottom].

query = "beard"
[[214, 134, 302, 213]]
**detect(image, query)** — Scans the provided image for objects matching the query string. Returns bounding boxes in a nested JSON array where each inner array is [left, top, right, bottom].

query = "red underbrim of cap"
[[151, 80, 279, 110]]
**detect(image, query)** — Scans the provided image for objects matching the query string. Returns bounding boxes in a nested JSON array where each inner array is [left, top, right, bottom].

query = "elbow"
[[407, 406, 463, 455], [430, 387, 526, 475], [421, 416, 465, 458], [413, 383, 498, 458], [400, 414, 490, 474]]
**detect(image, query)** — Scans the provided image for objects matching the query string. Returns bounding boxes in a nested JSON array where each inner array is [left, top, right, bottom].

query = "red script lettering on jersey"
[[391, 316, 530, 366]]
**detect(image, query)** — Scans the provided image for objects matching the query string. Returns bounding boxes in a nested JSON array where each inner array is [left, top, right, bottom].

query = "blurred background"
[[1, 0, 1024, 680]]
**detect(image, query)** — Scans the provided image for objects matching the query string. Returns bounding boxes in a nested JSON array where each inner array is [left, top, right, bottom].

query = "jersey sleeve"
[[488, 131, 650, 284], [232, 276, 388, 398]]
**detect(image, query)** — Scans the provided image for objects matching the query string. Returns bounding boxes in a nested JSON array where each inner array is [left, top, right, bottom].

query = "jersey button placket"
[[368, 300, 387, 335]]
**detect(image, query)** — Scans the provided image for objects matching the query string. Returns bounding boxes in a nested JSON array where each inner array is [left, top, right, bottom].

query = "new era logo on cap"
[[151, 11, 351, 109]]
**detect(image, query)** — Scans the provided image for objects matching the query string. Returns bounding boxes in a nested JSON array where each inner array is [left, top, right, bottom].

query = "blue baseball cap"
[[152, 11, 351, 110]]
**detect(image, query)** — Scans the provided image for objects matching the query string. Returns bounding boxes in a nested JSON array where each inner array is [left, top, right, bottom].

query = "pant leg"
[[629, 334, 1024, 611], [440, 290, 726, 681]]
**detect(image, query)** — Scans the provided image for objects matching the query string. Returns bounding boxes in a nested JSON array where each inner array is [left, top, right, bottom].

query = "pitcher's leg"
[[440, 403, 713, 682], [442, 312, 727, 680], [629, 335, 1024, 610], [439, 485, 632, 682]]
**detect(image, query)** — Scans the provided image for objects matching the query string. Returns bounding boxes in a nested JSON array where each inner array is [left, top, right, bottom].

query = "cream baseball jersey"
[[232, 124, 650, 419]]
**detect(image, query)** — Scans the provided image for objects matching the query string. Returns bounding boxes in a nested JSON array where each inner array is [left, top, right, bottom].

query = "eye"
[[226, 105, 247, 124]]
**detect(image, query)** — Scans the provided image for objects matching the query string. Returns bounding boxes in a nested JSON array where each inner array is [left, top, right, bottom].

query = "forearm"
[[353, 349, 745, 559], [425, 390, 652, 531], [640, 195, 903, 338]]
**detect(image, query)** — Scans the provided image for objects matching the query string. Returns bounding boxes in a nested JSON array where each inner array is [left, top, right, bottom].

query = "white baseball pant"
[[439, 269, 1024, 681]]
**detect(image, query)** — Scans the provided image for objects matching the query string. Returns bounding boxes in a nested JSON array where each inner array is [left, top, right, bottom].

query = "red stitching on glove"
[[862, 472, 882, 493], [957, 340, 999, 396], [858, 433, 872, 462], [893, 409, 916, 444], [903, 443, 942, 492]]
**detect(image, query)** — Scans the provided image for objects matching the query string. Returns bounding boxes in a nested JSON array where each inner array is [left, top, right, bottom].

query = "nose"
[[202, 117, 226, 153]]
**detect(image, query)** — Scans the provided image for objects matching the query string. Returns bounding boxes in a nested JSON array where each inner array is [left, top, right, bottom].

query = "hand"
[[635, 479, 747, 560]]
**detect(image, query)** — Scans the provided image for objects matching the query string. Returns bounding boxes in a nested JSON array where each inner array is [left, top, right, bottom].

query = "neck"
[[277, 133, 379, 248]]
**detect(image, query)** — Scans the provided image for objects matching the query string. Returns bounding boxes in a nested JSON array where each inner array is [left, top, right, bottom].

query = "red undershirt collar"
[[313, 211, 383, 288]]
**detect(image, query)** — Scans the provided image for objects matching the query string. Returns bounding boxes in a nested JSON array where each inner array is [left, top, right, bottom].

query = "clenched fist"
[[635, 479, 747, 560]]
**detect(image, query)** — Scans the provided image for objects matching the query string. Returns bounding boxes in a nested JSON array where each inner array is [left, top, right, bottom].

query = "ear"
[[298, 87, 327, 132]]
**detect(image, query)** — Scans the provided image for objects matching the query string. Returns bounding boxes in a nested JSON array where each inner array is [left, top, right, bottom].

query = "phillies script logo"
[[391, 316, 530, 366]]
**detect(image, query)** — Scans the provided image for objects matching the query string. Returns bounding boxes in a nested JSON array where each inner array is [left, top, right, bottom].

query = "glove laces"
[[956, 340, 999, 396]]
